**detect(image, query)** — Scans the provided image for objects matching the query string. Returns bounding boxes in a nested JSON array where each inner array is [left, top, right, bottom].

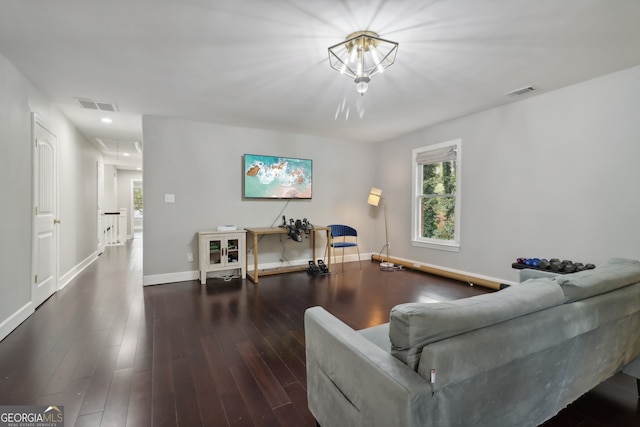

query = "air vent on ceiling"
[[506, 86, 537, 97], [76, 98, 119, 112]]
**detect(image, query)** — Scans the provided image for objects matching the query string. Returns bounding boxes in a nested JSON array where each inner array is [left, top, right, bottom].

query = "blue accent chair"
[[328, 224, 361, 269]]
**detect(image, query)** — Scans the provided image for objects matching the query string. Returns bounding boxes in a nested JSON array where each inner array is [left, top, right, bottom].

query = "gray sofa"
[[305, 257, 640, 427]]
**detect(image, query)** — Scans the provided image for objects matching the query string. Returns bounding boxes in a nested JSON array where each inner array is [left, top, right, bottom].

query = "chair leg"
[[356, 246, 362, 270]]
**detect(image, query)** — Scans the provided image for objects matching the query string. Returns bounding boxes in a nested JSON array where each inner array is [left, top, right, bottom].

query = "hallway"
[[0, 236, 144, 425]]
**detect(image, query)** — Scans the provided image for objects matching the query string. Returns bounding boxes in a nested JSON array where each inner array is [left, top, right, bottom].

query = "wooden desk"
[[245, 226, 331, 284]]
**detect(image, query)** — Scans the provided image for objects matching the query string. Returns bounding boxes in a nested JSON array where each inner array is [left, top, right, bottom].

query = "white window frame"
[[411, 139, 461, 252]]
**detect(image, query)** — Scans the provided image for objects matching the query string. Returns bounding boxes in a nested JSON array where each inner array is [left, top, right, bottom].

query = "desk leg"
[[253, 232, 259, 284], [326, 229, 331, 271]]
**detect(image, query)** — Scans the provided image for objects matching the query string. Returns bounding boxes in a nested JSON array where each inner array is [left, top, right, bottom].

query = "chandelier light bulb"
[[355, 76, 370, 95]]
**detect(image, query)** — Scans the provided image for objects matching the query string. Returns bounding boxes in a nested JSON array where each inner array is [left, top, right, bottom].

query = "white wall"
[[103, 164, 118, 212], [142, 116, 376, 284], [0, 52, 102, 340], [57, 113, 102, 275], [377, 65, 640, 283], [0, 54, 32, 336]]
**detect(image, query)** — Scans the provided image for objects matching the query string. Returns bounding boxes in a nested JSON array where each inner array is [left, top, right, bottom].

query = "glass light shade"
[[328, 31, 398, 95], [356, 80, 368, 94]]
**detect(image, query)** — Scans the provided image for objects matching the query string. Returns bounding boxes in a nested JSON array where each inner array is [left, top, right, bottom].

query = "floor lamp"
[[367, 187, 394, 271]]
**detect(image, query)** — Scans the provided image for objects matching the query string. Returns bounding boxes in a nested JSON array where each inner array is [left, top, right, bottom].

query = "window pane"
[[133, 188, 143, 218], [422, 161, 456, 195], [421, 196, 456, 240]]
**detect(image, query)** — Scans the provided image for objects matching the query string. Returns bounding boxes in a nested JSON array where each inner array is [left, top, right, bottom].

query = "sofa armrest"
[[305, 306, 433, 427]]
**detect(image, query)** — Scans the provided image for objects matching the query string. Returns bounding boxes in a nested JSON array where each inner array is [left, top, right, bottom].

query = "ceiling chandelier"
[[328, 31, 398, 95]]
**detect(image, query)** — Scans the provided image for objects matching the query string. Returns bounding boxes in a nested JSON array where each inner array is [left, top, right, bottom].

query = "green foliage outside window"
[[421, 161, 456, 240], [133, 188, 143, 217]]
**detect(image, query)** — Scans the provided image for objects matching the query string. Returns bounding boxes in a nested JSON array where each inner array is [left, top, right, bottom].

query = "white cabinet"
[[198, 230, 246, 284]]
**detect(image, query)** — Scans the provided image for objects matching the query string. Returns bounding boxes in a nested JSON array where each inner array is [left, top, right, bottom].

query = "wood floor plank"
[[78, 344, 121, 415], [151, 392, 177, 427], [75, 411, 104, 427], [283, 382, 316, 426], [191, 364, 228, 427], [229, 362, 281, 426], [37, 377, 91, 427], [172, 355, 203, 427], [125, 369, 152, 427], [200, 334, 253, 426], [10, 345, 67, 404], [236, 340, 290, 409], [43, 336, 91, 395], [116, 296, 144, 371], [263, 334, 307, 388], [72, 330, 110, 380], [245, 332, 298, 388], [100, 367, 133, 427], [1, 235, 639, 427]]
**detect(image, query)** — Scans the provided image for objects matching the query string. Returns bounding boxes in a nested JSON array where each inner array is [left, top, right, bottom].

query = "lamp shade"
[[368, 187, 382, 206]]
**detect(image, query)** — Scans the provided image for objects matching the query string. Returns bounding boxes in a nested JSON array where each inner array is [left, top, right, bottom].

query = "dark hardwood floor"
[[0, 235, 638, 426]]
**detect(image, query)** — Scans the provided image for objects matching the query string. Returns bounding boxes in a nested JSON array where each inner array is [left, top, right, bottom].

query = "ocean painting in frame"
[[243, 154, 312, 199]]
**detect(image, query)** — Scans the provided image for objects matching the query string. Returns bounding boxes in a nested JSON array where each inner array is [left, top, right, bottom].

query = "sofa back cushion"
[[389, 278, 564, 370], [556, 258, 640, 303]]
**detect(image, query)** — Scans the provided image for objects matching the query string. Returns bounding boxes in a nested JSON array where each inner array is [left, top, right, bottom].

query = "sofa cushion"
[[556, 258, 640, 303], [389, 278, 564, 370], [357, 323, 391, 353]]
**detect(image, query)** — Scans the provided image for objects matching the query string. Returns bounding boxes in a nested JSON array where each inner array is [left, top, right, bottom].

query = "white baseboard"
[[140, 255, 515, 288], [324, 252, 374, 265], [142, 253, 513, 288], [58, 251, 99, 290], [383, 254, 514, 287], [143, 253, 376, 287], [0, 302, 34, 342], [143, 270, 199, 286]]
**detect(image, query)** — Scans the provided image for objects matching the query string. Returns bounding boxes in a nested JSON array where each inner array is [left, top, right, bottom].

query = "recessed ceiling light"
[[101, 117, 112, 123], [123, 152, 130, 156]]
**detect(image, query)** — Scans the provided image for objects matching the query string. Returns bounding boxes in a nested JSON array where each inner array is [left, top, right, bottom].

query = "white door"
[[97, 160, 105, 254], [32, 115, 58, 307]]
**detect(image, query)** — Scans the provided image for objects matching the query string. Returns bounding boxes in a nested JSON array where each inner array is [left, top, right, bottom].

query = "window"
[[133, 185, 143, 218], [412, 140, 461, 251]]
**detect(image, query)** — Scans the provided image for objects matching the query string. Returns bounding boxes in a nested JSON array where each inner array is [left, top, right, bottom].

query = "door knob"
[[53, 218, 61, 224]]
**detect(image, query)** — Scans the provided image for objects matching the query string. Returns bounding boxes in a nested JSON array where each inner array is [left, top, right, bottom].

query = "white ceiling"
[[2, 0, 640, 170]]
